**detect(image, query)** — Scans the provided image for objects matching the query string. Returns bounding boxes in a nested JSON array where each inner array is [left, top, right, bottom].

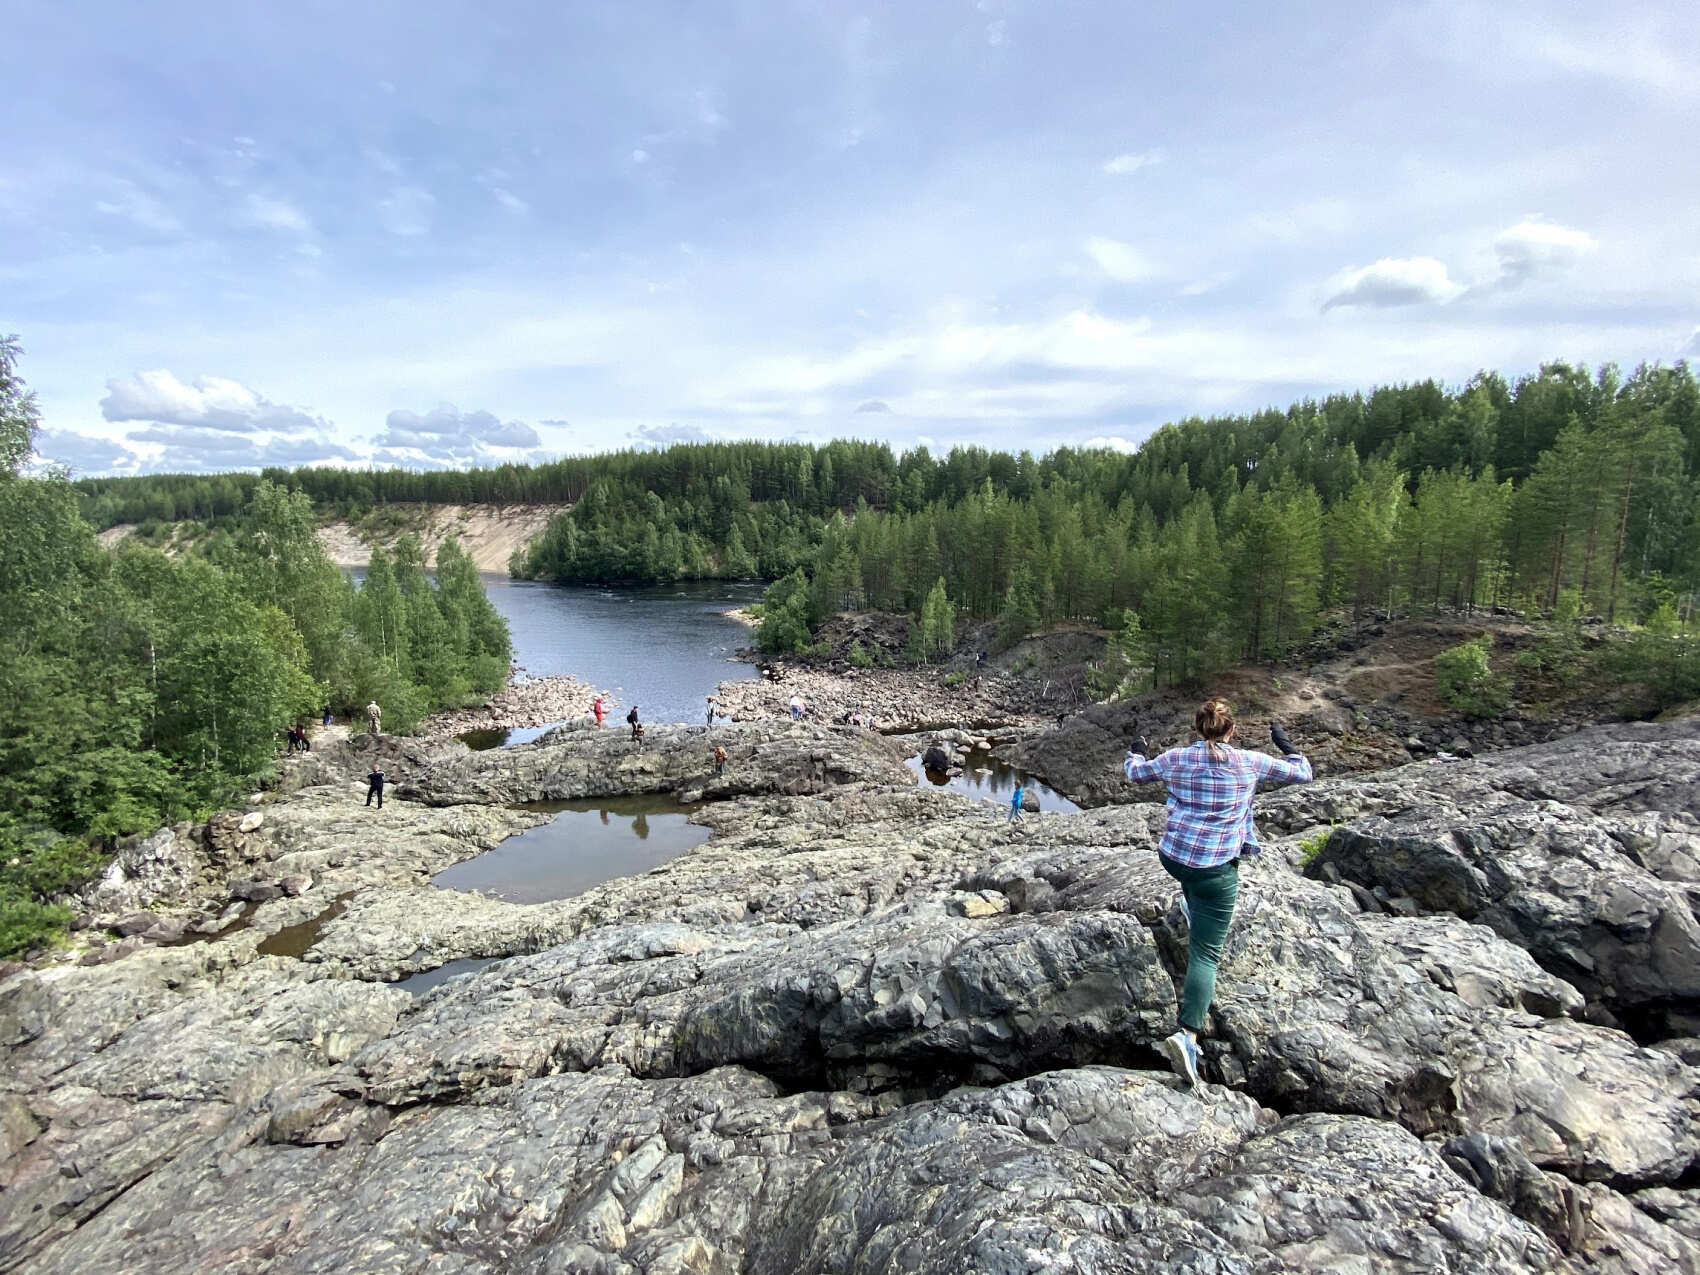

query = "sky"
[[4, 0, 1698, 476]]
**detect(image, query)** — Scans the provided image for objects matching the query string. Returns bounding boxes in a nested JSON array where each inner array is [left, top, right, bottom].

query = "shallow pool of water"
[[256, 894, 352, 959], [458, 723, 563, 751], [396, 955, 503, 996], [907, 748, 1079, 814], [430, 795, 709, 903]]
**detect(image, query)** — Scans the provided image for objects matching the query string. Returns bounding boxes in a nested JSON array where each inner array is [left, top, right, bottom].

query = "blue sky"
[[6, 0, 1697, 475]]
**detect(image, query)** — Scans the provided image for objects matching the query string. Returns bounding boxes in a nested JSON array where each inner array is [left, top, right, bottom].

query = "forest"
[[1, 339, 512, 954], [80, 358, 1699, 684]]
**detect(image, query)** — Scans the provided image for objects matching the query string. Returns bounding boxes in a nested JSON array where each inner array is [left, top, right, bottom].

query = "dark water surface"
[[431, 795, 709, 903], [397, 956, 502, 996], [907, 748, 1080, 813], [480, 575, 763, 726]]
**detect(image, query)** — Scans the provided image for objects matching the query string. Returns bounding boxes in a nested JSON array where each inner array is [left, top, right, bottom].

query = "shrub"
[[942, 671, 967, 689], [1433, 637, 1511, 718], [1297, 828, 1334, 866], [847, 640, 873, 669], [0, 893, 71, 958]]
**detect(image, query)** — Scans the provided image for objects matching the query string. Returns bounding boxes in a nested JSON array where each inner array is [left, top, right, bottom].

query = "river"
[[479, 574, 764, 728]]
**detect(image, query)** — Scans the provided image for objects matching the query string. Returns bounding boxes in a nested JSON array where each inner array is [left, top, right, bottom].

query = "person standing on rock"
[[713, 744, 727, 776], [593, 695, 605, 728], [1123, 699, 1313, 1089], [322, 704, 332, 727], [627, 704, 642, 741], [706, 695, 717, 729], [790, 694, 804, 722], [1008, 781, 1026, 824], [295, 723, 310, 752], [367, 700, 382, 737], [365, 765, 387, 809]]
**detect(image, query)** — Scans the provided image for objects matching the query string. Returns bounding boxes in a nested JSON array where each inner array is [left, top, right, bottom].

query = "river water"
[[481, 575, 764, 727]]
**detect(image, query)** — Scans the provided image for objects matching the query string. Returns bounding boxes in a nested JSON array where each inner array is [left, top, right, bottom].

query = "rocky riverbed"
[[5, 718, 1700, 1272], [424, 672, 617, 736], [713, 664, 1047, 733]]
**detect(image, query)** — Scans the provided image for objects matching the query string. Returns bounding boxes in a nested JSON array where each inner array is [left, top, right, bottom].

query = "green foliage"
[[0, 895, 70, 958], [920, 578, 956, 661], [1433, 637, 1512, 718], [1601, 611, 1700, 713], [0, 335, 40, 479], [757, 570, 813, 654], [1297, 828, 1334, 866], [996, 564, 1042, 652], [942, 671, 967, 688], [847, 639, 873, 668], [0, 344, 515, 952]]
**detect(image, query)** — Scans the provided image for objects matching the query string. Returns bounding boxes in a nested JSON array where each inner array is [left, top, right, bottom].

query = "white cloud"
[[101, 369, 325, 433], [631, 149, 651, 165], [985, 20, 1008, 47], [376, 404, 543, 463], [1082, 435, 1140, 452], [1683, 326, 1700, 358], [1321, 257, 1465, 311], [244, 193, 311, 234], [491, 187, 529, 214], [1178, 272, 1235, 297], [1491, 217, 1596, 288], [630, 422, 711, 449], [1084, 236, 1154, 283], [31, 429, 139, 476], [94, 182, 181, 234], [1102, 150, 1162, 176], [854, 399, 893, 413], [378, 186, 434, 236]]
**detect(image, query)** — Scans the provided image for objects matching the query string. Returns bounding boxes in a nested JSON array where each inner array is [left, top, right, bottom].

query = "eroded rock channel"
[[4, 719, 1700, 1273]]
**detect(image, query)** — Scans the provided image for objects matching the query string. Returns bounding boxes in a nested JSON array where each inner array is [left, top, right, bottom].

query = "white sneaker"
[[1160, 1030, 1201, 1088]]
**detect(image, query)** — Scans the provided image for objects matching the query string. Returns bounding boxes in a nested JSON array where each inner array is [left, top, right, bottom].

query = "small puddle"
[[431, 794, 709, 903], [458, 723, 565, 751], [256, 895, 353, 959], [165, 901, 259, 946], [907, 747, 1079, 813], [396, 956, 503, 996]]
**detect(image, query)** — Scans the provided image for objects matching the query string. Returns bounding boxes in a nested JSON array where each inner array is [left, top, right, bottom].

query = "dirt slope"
[[315, 503, 562, 572]]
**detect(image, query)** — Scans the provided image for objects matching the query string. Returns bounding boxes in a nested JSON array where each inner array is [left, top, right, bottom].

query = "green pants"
[[1160, 854, 1240, 1033]]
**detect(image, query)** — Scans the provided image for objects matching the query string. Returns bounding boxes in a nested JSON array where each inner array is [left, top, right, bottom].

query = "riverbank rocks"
[[713, 663, 1047, 734], [404, 721, 913, 806], [8, 719, 1700, 1271]]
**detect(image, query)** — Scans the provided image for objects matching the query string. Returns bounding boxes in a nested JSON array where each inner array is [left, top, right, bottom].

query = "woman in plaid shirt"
[[1123, 698, 1312, 1087]]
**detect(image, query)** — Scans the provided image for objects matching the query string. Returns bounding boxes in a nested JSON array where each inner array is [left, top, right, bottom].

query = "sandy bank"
[[316, 503, 563, 572]]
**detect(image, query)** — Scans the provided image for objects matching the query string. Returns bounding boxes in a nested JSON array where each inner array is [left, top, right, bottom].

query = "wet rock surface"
[[6, 719, 1700, 1272]]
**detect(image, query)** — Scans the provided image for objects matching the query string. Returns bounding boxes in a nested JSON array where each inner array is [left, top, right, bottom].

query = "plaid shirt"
[[1124, 741, 1313, 868]]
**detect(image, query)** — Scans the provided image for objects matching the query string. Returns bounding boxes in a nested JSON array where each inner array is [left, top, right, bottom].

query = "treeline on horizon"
[[522, 359, 1700, 683], [76, 358, 1700, 673]]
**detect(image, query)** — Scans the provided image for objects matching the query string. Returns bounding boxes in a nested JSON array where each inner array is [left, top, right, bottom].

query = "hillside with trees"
[[1, 339, 512, 955], [74, 361, 1699, 692]]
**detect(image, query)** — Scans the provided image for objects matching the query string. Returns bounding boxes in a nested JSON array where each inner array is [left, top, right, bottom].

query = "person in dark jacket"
[[365, 766, 387, 809], [627, 705, 642, 741]]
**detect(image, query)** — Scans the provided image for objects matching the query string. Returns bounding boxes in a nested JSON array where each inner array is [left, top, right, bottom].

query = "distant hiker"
[[627, 704, 642, 741], [1123, 700, 1312, 1089], [321, 704, 332, 727], [790, 694, 804, 722], [1008, 782, 1026, 824], [705, 695, 717, 729], [295, 723, 311, 753], [285, 725, 300, 754], [365, 766, 387, 809], [713, 744, 727, 775], [366, 700, 382, 736], [593, 695, 605, 728]]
